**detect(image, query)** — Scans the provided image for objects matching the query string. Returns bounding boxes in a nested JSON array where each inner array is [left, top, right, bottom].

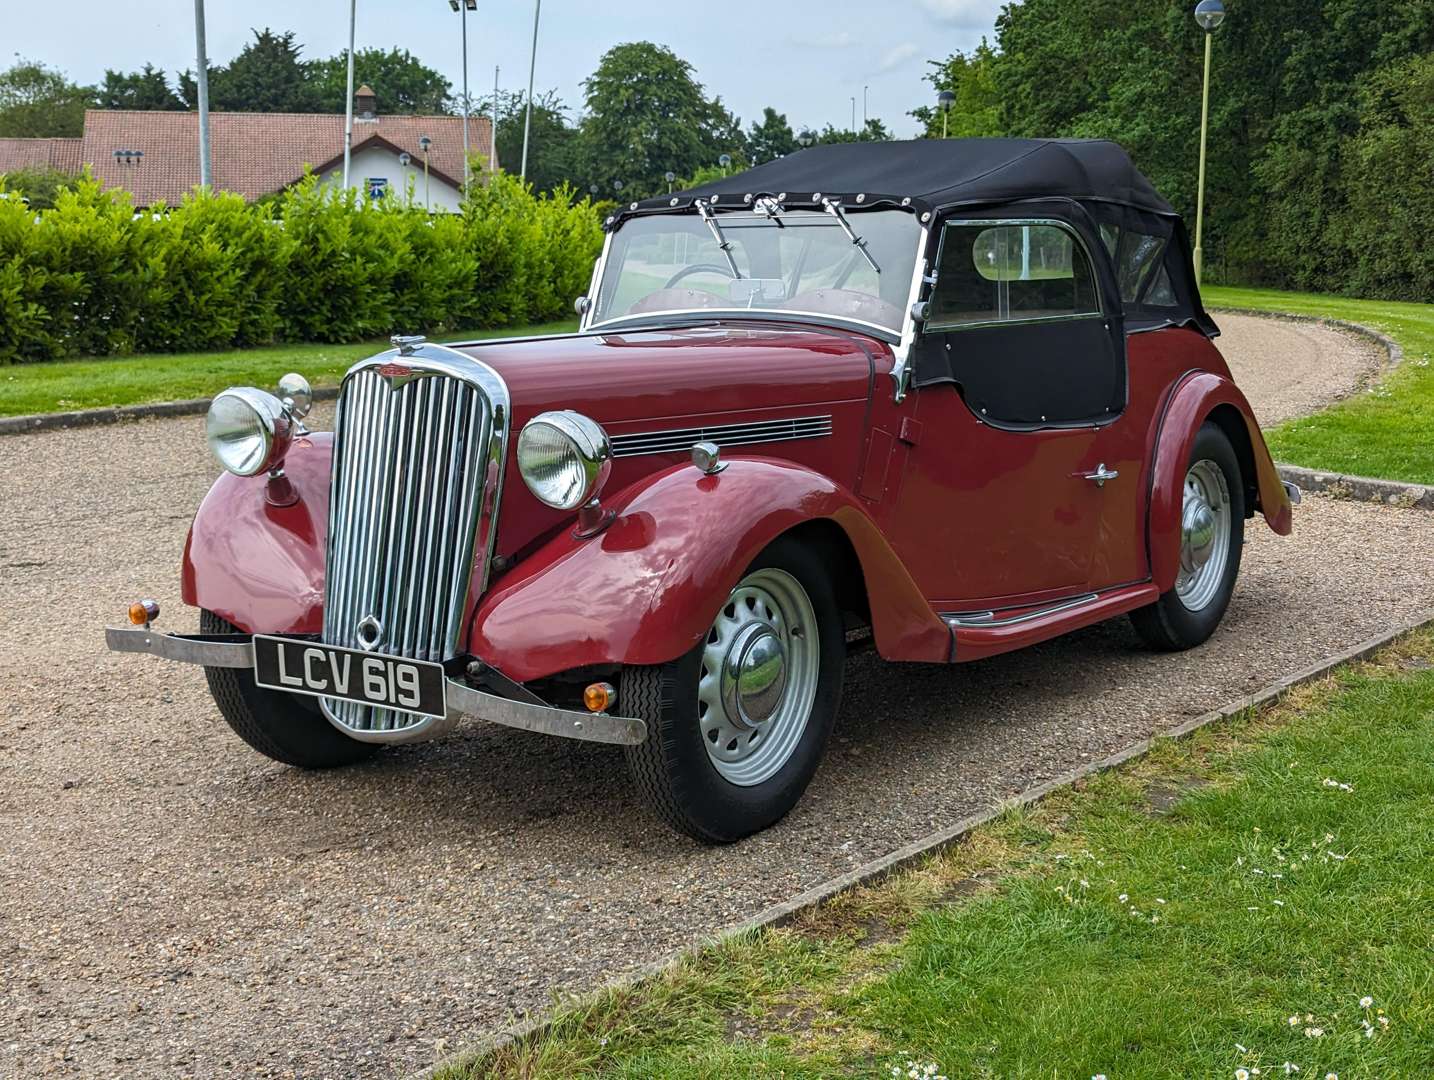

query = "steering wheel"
[[664, 263, 737, 289]]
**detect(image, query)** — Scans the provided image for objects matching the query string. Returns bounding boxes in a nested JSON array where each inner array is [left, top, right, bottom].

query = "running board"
[[941, 583, 1159, 663]]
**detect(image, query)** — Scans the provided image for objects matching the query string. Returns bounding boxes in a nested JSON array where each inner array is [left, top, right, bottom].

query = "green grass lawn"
[[449, 629, 1434, 1079], [0, 319, 579, 418], [1207, 285, 1434, 485]]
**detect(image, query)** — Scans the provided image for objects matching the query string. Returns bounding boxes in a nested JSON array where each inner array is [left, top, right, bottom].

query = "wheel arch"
[[467, 457, 952, 682], [1149, 372, 1292, 593]]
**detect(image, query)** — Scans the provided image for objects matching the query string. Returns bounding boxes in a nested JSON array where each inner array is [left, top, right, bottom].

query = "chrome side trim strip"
[[610, 414, 833, 458], [104, 627, 647, 746], [942, 592, 1100, 628], [105, 627, 254, 668]]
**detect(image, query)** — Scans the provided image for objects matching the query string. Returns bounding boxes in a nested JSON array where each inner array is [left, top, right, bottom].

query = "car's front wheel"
[[200, 610, 381, 768], [622, 536, 844, 843], [1130, 421, 1246, 651]]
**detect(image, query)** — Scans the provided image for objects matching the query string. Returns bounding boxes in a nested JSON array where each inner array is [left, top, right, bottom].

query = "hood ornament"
[[390, 334, 426, 355]]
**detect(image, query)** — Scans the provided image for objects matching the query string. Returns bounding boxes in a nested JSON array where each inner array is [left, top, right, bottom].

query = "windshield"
[[591, 209, 923, 335]]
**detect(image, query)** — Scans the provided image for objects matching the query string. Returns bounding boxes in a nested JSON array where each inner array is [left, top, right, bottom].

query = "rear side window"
[[1101, 225, 1170, 304], [928, 221, 1101, 330]]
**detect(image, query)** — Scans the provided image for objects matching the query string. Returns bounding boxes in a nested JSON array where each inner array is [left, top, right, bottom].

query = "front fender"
[[181, 433, 330, 635], [1150, 372, 1293, 593], [469, 457, 952, 683]]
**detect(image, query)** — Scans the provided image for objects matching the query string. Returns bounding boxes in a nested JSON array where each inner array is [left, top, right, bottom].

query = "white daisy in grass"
[[1282, 1065, 1300, 1075], [1288, 1015, 1301, 1027], [1236, 1069, 1250, 1080], [1360, 996, 1374, 1008]]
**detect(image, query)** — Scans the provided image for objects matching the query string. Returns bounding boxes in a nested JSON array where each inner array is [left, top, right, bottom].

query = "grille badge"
[[355, 614, 384, 652]]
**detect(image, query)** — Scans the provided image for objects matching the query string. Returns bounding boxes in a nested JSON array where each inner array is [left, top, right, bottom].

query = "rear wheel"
[[622, 537, 844, 843], [1130, 422, 1245, 650], [200, 610, 380, 768]]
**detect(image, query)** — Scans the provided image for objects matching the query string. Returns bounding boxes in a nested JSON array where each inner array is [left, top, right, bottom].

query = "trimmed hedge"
[[0, 172, 603, 363]]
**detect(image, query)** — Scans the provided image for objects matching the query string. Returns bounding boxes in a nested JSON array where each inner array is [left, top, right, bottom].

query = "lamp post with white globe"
[[937, 90, 956, 139], [1193, 0, 1226, 284]]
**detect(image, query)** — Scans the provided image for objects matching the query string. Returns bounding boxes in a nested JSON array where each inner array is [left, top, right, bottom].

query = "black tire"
[[1130, 422, 1246, 651], [200, 610, 380, 769], [622, 536, 844, 843]]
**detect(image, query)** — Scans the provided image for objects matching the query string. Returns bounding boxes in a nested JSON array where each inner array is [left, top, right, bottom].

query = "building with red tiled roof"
[[0, 137, 83, 175], [1, 89, 491, 211]]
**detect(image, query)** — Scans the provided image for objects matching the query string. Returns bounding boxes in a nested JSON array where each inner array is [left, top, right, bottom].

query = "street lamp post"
[[1192, 0, 1226, 285], [341, 0, 356, 193], [665, 170, 676, 194], [718, 153, 732, 176], [193, 0, 212, 188], [850, 95, 856, 134], [448, 0, 477, 194], [520, 0, 542, 183], [419, 134, 432, 211], [937, 90, 956, 139]]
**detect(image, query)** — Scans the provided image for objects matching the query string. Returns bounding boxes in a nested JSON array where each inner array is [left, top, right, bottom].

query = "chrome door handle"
[[1083, 463, 1119, 487]]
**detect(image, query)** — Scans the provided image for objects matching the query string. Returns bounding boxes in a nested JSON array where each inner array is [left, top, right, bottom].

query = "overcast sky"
[[9, 0, 1007, 138]]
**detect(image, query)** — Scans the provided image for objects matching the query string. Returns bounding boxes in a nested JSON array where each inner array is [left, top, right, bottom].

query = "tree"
[[307, 47, 452, 114], [575, 42, 746, 200], [0, 164, 82, 209], [918, 0, 1434, 299], [911, 42, 1003, 138], [747, 107, 798, 163], [483, 88, 580, 195], [0, 59, 94, 137], [99, 64, 183, 110], [203, 29, 321, 113], [813, 119, 892, 144]]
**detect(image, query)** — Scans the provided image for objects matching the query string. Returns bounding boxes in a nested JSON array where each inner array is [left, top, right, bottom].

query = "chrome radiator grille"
[[321, 360, 501, 735]]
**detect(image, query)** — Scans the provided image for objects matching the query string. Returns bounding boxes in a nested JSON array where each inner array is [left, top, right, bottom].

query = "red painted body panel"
[[1149, 370, 1293, 592], [181, 432, 331, 635], [952, 583, 1160, 663], [177, 318, 1288, 676], [467, 458, 952, 683]]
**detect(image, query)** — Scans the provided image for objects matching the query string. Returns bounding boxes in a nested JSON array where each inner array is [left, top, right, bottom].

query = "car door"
[[889, 216, 1132, 609]]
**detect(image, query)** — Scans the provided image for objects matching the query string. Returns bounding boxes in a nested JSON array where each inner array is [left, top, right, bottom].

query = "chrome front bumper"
[[105, 626, 647, 746]]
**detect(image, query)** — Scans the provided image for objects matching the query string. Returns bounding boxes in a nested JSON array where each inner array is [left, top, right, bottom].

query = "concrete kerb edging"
[[0, 386, 341, 437], [421, 606, 1434, 1080]]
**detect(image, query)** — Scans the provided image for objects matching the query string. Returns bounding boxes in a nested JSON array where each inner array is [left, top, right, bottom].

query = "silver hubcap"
[[699, 568, 820, 786], [1176, 459, 1232, 611]]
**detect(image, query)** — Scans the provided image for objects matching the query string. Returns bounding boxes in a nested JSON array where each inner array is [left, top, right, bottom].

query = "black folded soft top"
[[612, 138, 1176, 225]]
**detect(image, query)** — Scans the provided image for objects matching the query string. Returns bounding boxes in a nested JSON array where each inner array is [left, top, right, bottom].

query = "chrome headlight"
[[205, 387, 292, 476], [516, 411, 612, 510]]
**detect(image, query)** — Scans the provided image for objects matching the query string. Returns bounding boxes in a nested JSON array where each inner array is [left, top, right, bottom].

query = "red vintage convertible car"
[[107, 140, 1295, 842]]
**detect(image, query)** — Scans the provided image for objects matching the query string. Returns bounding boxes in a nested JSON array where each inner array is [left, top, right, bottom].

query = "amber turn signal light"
[[583, 682, 616, 713], [128, 599, 160, 625]]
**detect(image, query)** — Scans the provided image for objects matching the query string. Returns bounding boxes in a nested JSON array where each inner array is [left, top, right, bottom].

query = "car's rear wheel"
[[622, 537, 843, 843], [1130, 422, 1246, 650], [200, 610, 380, 768]]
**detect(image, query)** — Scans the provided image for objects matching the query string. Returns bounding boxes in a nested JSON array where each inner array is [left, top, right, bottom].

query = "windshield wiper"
[[697, 198, 742, 279], [820, 197, 881, 274]]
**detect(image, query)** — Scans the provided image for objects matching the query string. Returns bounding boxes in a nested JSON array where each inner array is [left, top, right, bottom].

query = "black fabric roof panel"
[[618, 138, 1175, 226]]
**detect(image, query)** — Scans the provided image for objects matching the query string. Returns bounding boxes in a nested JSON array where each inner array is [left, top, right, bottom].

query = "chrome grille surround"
[[609, 415, 832, 458], [320, 343, 510, 742]]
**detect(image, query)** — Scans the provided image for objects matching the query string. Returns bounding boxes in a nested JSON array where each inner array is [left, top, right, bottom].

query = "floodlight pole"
[[491, 65, 500, 176], [342, 0, 356, 194], [520, 0, 541, 182], [193, 0, 212, 188], [1193, 28, 1214, 285], [461, 1, 471, 194]]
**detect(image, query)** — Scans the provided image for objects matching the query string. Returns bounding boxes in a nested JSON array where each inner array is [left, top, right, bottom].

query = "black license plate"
[[252, 635, 447, 719]]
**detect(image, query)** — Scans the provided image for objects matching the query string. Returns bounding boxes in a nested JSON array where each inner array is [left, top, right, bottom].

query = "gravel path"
[[1214, 312, 1385, 426], [1, 315, 1419, 1079]]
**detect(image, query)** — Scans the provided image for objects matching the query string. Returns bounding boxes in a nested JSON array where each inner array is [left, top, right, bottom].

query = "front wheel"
[[622, 537, 844, 843], [201, 610, 380, 769], [1130, 422, 1246, 651]]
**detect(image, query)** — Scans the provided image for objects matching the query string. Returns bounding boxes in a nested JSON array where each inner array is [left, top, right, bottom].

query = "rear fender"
[[181, 434, 330, 634], [469, 457, 952, 683], [1150, 372, 1292, 593]]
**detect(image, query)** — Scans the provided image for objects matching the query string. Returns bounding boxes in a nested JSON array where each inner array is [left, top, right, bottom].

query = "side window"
[[928, 221, 1101, 330]]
